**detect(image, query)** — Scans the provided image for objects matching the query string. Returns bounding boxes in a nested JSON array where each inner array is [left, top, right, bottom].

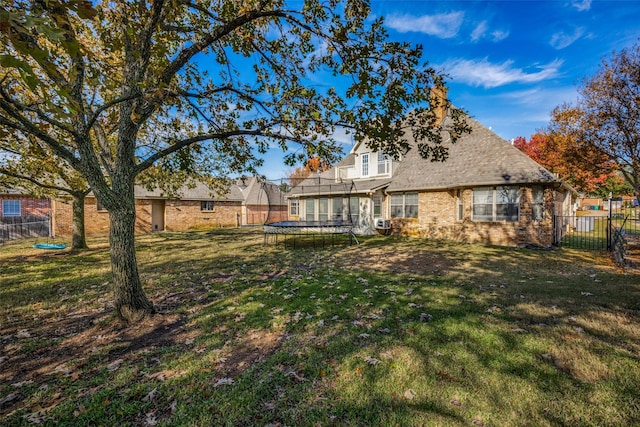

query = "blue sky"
[[258, 0, 640, 179]]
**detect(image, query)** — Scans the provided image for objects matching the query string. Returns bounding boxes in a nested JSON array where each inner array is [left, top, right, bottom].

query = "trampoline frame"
[[263, 220, 359, 248]]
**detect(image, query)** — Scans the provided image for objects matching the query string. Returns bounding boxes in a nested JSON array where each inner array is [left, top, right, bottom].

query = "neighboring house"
[[0, 188, 52, 241], [0, 188, 51, 218], [52, 177, 285, 237], [289, 114, 576, 247]]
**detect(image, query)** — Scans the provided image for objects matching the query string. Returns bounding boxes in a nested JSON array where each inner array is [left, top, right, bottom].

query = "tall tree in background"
[[513, 130, 616, 195], [548, 41, 640, 202], [287, 157, 330, 187], [0, 0, 470, 323]]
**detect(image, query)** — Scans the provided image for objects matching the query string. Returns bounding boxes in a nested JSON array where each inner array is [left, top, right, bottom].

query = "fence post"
[[607, 195, 612, 251]]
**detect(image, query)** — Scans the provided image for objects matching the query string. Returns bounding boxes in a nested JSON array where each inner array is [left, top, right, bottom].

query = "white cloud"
[[471, 20, 509, 43], [572, 0, 592, 12], [441, 58, 564, 88], [490, 30, 510, 42], [386, 12, 464, 38], [471, 21, 488, 42], [550, 27, 585, 49]]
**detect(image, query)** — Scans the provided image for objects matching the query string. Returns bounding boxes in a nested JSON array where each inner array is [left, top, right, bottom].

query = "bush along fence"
[[0, 215, 51, 244]]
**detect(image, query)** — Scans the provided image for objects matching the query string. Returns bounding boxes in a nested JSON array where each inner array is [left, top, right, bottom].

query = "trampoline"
[[263, 220, 358, 248], [261, 177, 359, 248]]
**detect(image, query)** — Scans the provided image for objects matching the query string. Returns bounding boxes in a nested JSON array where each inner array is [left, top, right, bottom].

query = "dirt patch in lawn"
[[337, 245, 457, 276]]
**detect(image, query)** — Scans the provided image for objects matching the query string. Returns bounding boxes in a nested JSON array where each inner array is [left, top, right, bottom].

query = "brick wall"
[[164, 200, 241, 231], [0, 195, 51, 217], [392, 186, 556, 247], [53, 197, 241, 237]]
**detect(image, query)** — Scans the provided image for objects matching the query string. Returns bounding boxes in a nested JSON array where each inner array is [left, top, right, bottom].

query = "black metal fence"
[[553, 213, 640, 250], [0, 215, 50, 243]]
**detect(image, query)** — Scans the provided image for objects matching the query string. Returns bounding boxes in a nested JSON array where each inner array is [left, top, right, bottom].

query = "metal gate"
[[553, 213, 640, 250]]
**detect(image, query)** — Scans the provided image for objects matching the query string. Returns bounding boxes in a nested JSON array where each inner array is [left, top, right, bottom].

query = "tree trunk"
[[109, 204, 155, 323], [71, 193, 88, 251]]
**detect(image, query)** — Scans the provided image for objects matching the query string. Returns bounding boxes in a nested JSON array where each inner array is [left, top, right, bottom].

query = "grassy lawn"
[[1, 229, 639, 426]]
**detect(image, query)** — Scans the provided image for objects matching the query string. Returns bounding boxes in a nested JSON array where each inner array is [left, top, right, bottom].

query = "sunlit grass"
[[1, 229, 639, 426]]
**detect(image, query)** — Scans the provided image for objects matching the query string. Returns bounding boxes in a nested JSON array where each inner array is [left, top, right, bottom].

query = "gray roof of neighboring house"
[[133, 177, 287, 205], [386, 116, 560, 192], [133, 181, 245, 201]]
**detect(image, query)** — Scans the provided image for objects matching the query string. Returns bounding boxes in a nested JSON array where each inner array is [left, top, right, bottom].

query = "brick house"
[[288, 115, 576, 247], [52, 177, 283, 237], [0, 189, 51, 218]]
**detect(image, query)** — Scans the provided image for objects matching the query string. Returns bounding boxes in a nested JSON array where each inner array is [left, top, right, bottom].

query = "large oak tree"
[[0, 0, 469, 323]]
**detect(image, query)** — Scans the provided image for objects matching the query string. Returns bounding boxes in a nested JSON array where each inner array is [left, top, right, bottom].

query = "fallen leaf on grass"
[[0, 392, 19, 407], [107, 359, 124, 372], [472, 420, 485, 426], [16, 329, 32, 338], [142, 388, 157, 402], [213, 378, 234, 387], [364, 356, 381, 365], [403, 389, 416, 400], [285, 370, 307, 382], [450, 399, 462, 406]]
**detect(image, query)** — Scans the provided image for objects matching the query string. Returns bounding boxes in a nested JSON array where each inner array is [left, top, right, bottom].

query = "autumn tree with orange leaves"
[[513, 130, 621, 197], [287, 157, 331, 187], [547, 42, 640, 202]]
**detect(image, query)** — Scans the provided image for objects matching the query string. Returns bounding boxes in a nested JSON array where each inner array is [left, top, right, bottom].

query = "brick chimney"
[[430, 84, 448, 126]]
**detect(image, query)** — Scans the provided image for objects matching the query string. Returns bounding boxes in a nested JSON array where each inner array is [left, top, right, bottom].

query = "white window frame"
[[318, 198, 329, 222], [289, 198, 299, 216], [532, 186, 545, 221], [305, 198, 315, 222], [377, 153, 390, 175], [361, 153, 370, 177], [457, 190, 464, 221], [332, 197, 344, 221], [201, 201, 215, 211], [390, 193, 418, 219], [472, 186, 520, 222], [2, 199, 21, 217]]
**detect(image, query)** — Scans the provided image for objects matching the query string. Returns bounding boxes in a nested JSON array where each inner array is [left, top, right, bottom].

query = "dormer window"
[[377, 153, 390, 175], [361, 153, 370, 177]]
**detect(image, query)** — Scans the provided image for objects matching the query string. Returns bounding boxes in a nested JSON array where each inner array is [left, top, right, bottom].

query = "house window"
[[373, 195, 382, 217], [96, 199, 107, 212], [457, 190, 464, 221], [201, 201, 214, 211], [319, 198, 329, 222], [2, 200, 20, 217], [361, 153, 369, 177], [472, 186, 520, 222], [532, 186, 545, 221], [306, 198, 315, 221], [289, 198, 299, 216], [332, 197, 343, 221], [349, 197, 359, 225], [377, 153, 390, 175], [496, 187, 520, 221], [390, 193, 418, 218]]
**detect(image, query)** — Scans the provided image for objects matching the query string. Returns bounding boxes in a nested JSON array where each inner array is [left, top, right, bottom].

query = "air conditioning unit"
[[374, 218, 391, 229]]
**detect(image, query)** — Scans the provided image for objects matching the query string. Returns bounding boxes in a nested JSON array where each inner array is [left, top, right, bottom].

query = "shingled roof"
[[386, 115, 559, 192], [134, 181, 245, 201]]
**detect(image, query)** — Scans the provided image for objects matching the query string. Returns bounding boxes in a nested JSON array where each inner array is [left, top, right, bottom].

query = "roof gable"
[[386, 116, 560, 192]]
